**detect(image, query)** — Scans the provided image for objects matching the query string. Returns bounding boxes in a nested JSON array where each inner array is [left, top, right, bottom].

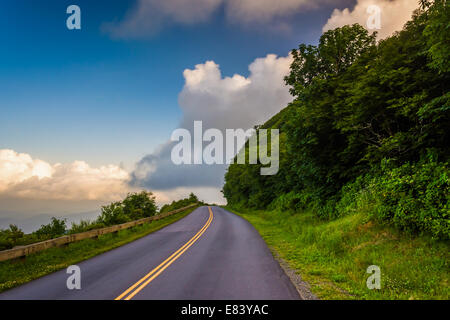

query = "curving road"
[[0, 206, 300, 300]]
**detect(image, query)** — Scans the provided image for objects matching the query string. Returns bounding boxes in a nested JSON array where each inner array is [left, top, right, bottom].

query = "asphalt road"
[[0, 206, 300, 300]]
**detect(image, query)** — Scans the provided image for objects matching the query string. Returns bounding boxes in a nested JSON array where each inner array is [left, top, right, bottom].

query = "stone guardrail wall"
[[0, 203, 199, 262]]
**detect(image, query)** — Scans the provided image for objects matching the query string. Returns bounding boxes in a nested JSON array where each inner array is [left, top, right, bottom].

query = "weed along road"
[[0, 206, 300, 300]]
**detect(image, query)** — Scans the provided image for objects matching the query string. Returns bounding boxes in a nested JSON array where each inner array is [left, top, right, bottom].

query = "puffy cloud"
[[131, 53, 293, 191], [0, 149, 133, 201], [0, 150, 53, 192], [180, 54, 293, 130], [0, 149, 224, 208], [323, 0, 419, 40]]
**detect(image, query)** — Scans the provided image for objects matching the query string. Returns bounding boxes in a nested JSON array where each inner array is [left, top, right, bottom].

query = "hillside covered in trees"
[[223, 1, 449, 239]]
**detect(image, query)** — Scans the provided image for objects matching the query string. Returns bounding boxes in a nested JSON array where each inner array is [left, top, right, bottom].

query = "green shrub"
[[0, 191, 196, 251], [122, 191, 157, 220], [69, 220, 105, 234], [266, 154, 449, 239], [337, 155, 449, 239], [371, 157, 448, 238], [268, 192, 301, 212], [268, 191, 316, 212], [97, 202, 128, 226], [0, 225, 25, 251], [223, 3, 450, 241], [159, 193, 199, 213], [33, 217, 67, 240], [95, 191, 158, 226]]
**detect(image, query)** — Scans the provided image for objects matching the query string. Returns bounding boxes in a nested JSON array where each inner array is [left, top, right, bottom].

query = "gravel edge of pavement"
[[269, 246, 319, 300]]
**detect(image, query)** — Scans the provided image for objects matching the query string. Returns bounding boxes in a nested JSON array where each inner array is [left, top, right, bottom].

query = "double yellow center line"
[[115, 206, 214, 300]]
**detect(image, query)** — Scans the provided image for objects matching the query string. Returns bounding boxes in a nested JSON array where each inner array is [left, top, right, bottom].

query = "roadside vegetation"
[[223, 1, 449, 239], [223, 1, 449, 299], [0, 205, 199, 293], [160, 193, 204, 213], [0, 191, 200, 251], [228, 207, 449, 299]]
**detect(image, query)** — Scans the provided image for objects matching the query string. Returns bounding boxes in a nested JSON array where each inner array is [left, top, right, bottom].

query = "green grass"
[[226, 206, 449, 300], [0, 206, 198, 293]]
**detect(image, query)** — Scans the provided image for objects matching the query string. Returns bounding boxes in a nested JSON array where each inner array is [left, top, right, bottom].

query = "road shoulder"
[[270, 248, 318, 300]]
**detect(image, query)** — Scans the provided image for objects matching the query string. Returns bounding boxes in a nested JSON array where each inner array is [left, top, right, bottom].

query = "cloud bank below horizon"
[[0, 149, 132, 201]]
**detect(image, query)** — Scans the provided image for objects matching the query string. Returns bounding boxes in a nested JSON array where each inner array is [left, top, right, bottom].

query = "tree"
[[97, 202, 127, 226], [223, 7, 449, 237], [188, 193, 198, 203], [318, 24, 376, 76], [285, 24, 376, 98], [159, 193, 200, 213], [422, 0, 450, 73], [122, 191, 157, 219], [34, 217, 67, 239], [0, 225, 25, 250]]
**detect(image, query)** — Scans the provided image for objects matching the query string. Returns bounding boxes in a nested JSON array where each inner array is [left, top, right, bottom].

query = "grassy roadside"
[[0, 206, 199, 293], [226, 206, 449, 300]]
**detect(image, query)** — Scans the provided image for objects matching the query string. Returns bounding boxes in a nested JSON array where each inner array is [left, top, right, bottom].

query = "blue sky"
[[0, 0, 355, 168]]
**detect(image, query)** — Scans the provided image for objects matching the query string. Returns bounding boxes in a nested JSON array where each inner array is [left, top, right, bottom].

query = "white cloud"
[[225, 0, 324, 23], [323, 0, 419, 40], [0, 150, 53, 192], [0, 149, 223, 209], [105, 0, 338, 38], [105, 0, 223, 38], [0, 149, 133, 201], [105, 0, 419, 38], [179, 54, 293, 130], [132, 53, 293, 192], [0, 185, 225, 232]]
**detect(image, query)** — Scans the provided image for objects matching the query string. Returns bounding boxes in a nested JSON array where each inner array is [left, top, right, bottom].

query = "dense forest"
[[223, 0, 449, 239]]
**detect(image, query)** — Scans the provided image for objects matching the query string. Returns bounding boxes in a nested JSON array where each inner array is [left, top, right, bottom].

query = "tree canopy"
[[223, 1, 449, 239]]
